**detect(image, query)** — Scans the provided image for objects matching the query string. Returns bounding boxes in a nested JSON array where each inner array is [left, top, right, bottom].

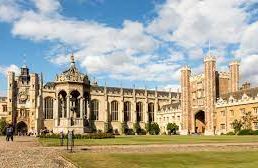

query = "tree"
[[133, 122, 141, 134], [231, 119, 243, 134], [166, 123, 179, 135], [242, 111, 257, 130], [149, 122, 160, 135], [0, 119, 7, 135]]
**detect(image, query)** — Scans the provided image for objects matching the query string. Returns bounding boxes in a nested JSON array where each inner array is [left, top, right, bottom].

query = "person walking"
[[6, 124, 14, 141]]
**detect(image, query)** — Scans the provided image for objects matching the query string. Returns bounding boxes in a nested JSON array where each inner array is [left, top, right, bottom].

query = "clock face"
[[19, 91, 28, 102]]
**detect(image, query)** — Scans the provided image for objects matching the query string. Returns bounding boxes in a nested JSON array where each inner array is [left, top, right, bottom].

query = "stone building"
[[1, 53, 258, 135], [0, 54, 180, 134], [157, 55, 258, 135]]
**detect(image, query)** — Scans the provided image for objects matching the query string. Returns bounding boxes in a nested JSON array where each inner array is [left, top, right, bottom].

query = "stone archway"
[[16, 121, 28, 135], [195, 111, 205, 134]]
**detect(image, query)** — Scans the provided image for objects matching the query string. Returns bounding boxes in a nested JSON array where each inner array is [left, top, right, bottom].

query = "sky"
[[0, 0, 258, 96]]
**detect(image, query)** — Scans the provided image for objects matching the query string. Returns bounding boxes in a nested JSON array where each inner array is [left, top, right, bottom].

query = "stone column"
[[180, 66, 191, 135], [87, 100, 90, 120], [80, 98, 84, 119], [229, 61, 240, 93], [144, 100, 148, 123], [120, 100, 124, 122], [53, 98, 59, 127], [66, 95, 71, 126], [204, 56, 216, 135]]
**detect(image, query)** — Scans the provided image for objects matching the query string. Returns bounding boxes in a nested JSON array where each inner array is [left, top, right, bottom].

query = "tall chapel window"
[[148, 103, 154, 122], [124, 101, 131, 122], [111, 101, 118, 121], [44, 97, 53, 119], [136, 102, 143, 122], [91, 100, 99, 120]]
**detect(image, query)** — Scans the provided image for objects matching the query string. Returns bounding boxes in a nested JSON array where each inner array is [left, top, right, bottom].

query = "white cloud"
[[32, 0, 61, 15], [0, 0, 258, 88], [0, 64, 20, 76], [0, 0, 22, 22], [148, 0, 247, 48], [240, 54, 258, 85], [236, 21, 258, 57]]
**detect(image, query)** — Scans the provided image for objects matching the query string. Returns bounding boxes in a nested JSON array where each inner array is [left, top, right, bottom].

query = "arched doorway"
[[195, 111, 205, 134], [16, 121, 28, 135]]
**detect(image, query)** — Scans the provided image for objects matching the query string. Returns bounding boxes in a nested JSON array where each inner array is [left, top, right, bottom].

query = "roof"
[[44, 82, 55, 88], [220, 87, 258, 100], [161, 101, 181, 110]]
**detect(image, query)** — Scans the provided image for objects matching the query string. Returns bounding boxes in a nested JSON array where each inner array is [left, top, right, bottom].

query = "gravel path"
[[69, 142, 258, 153], [0, 136, 76, 168]]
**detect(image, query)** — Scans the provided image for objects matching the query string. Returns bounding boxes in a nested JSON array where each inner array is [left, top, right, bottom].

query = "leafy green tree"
[[145, 122, 151, 133], [133, 122, 141, 134], [166, 123, 179, 135], [0, 119, 7, 135], [231, 119, 243, 134], [121, 122, 127, 134], [242, 111, 257, 130], [149, 122, 160, 135]]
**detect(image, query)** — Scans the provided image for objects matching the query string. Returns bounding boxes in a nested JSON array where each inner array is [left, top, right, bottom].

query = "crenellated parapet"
[[204, 55, 216, 62], [216, 87, 258, 107], [219, 71, 230, 79], [190, 73, 204, 82]]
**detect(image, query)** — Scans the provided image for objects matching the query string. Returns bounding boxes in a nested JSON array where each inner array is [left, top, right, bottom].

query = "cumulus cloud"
[[0, 0, 22, 22], [0, 0, 258, 89], [240, 54, 258, 85], [0, 64, 20, 76], [32, 0, 61, 15]]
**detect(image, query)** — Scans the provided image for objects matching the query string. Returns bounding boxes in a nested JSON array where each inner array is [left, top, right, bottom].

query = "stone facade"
[[158, 55, 258, 135], [1, 54, 258, 135], [0, 55, 179, 134]]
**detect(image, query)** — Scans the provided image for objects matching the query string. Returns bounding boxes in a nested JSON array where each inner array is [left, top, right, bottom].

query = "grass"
[[63, 151, 258, 168], [39, 135, 258, 147]]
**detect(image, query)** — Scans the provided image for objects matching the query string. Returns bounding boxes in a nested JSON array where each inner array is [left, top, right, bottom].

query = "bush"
[[253, 130, 258, 135], [38, 132, 115, 139], [166, 123, 179, 135], [149, 122, 160, 135], [133, 123, 141, 134], [238, 129, 254, 135], [124, 128, 135, 135], [0, 119, 7, 135], [121, 122, 127, 134], [225, 131, 235, 135]]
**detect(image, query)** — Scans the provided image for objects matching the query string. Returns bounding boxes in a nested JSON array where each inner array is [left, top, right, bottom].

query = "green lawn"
[[64, 151, 258, 168], [39, 135, 258, 147]]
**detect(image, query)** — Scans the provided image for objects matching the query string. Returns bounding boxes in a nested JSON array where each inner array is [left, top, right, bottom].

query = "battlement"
[[181, 65, 191, 71], [229, 60, 240, 66], [219, 71, 230, 78], [190, 73, 204, 81], [204, 55, 216, 62]]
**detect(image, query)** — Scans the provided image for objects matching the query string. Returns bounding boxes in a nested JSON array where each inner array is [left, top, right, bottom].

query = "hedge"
[[38, 132, 115, 139]]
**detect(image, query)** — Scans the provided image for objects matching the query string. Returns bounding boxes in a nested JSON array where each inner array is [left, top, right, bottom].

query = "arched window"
[[136, 102, 143, 122], [44, 97, 53, 119], [111, 101, 119, 121], [148, 103, 154, 122], [124, 101, 131, 122], [91, 100, 99, 120]]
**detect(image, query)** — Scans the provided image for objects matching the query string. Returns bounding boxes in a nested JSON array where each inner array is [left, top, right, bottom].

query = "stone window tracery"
[[136, 102, 143, 122], [148, 103, 154, 122], [111, 101, 118, 121], [91, 100, 99, 120], [44, 97, 53, 119], [124, 101, 131, 122]]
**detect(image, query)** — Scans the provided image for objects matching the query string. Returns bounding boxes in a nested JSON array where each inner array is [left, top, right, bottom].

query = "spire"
[[70, 53, 75, 68], [208, 40, 211, 56], [22, 54, 28, 69]]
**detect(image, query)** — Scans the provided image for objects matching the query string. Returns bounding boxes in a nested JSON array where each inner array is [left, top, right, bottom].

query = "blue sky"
[[0, 0, 258, 96]]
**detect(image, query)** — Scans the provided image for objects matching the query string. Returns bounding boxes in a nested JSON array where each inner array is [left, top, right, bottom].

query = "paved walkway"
[[0, 136, 76, 168], [69, 142, 258, 153]]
